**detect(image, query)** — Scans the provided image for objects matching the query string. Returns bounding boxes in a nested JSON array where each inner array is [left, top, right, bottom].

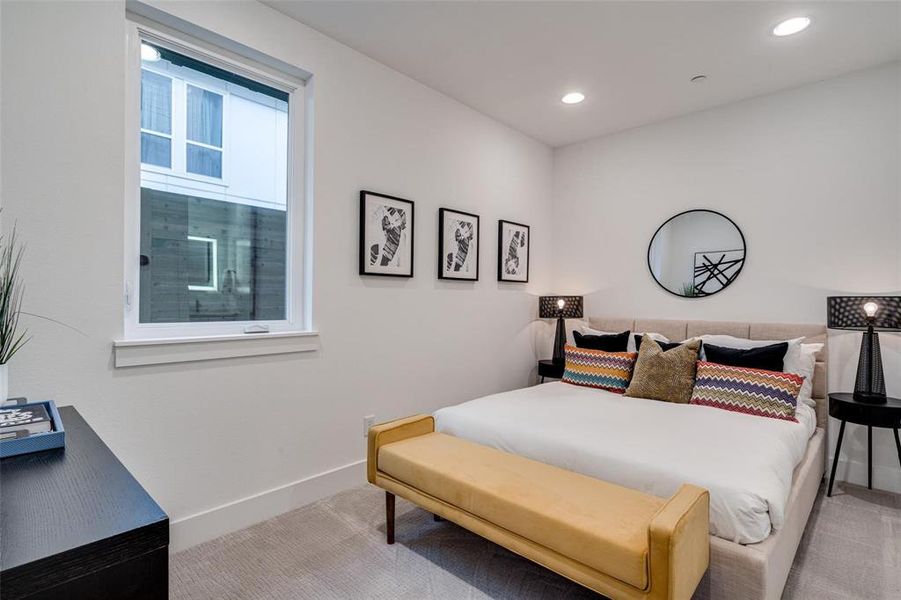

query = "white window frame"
[[121, 20, 312, 352]]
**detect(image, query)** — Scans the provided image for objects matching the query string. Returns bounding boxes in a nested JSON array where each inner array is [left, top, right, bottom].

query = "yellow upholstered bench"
[[368, 415, 710, 600]]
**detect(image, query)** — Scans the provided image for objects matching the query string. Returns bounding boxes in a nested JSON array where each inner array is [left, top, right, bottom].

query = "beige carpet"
[[171, 481, 901, 599]]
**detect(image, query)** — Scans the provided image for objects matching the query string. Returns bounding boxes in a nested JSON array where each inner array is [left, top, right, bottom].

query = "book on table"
[[0, 404, 53, 438]]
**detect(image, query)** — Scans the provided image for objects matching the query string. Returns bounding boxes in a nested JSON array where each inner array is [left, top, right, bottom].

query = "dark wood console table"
[[1, 406, 169, 599]]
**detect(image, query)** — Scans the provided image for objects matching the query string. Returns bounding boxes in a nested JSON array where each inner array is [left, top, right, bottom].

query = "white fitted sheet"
[[434, 382, 816, 544]]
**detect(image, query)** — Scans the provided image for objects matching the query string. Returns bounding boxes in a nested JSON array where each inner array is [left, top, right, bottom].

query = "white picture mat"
[[500, 221, 529, 281], [441, 211, 478, 279], [362, 193, 412, 275]]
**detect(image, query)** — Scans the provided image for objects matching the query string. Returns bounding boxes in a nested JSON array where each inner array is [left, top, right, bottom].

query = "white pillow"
[[630, 332, 671, 353], [580, 325, 607, 336], [577, 325, 608, 346], [794, 343, 824, 408], [565, 320, 585, 346], [582, 325, 669, 352]]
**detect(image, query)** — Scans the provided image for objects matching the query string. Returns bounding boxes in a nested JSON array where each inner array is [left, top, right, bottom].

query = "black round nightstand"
[[827, 393, 901, 496], [538, 359, 564, 383]]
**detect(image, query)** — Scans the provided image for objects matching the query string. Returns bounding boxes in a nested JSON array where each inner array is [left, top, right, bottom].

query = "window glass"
[[186, 85, 223, 146], [141, 70, 171, 134], [140, 133, 171, 168], [138, 43, 289, 325], [186, 144, 222, 178], [139, 189, 287, 322]]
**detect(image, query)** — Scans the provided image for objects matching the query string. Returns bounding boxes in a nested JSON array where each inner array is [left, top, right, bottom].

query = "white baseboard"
[[167, 453, 897, 553], [828, 455, 901, 494], [169, 459, 367, 553]]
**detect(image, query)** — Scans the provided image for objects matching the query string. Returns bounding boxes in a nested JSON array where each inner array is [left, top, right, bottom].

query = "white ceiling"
[[264, 1, 901, 147]]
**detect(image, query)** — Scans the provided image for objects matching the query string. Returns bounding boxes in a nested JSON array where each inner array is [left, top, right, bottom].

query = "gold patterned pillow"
[[624, 334, 702, 403]]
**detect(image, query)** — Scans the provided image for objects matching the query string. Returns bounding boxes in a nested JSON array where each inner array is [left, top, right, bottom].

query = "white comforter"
[[434, 382, 817, 544]]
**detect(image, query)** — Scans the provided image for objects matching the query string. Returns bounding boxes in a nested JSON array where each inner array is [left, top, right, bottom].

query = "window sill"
[[113, 331, 320, 367]]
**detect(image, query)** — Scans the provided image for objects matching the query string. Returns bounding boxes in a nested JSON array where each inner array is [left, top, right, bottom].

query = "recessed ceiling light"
[[141, 43, 161, 62], [773, 17, 811, 37], [561, 92, 585, 105]]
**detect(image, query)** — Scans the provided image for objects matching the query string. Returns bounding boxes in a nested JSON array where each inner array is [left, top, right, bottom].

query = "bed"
[[434, 318, 828, 600]]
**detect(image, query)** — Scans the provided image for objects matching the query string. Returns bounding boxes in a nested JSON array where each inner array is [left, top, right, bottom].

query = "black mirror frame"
[[646, 209, 747, 299]]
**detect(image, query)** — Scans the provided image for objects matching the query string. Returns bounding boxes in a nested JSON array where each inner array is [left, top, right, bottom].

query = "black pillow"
[[704, 342, 789, 372], [634, 335, 696, 353], [573, 330, 630, 352]]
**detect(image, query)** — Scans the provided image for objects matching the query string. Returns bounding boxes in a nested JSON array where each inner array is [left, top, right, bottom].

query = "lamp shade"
[[827, 296, 901, 331], [539, 295, 584, 319]]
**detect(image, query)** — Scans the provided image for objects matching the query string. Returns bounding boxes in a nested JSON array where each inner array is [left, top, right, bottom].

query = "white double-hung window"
[[119, 21, 313, 364]]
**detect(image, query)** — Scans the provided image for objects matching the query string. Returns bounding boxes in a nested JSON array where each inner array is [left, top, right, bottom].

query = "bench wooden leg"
[[386, 491, 395, 545]]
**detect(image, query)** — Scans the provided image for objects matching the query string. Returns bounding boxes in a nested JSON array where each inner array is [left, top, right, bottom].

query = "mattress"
[[434, 381, 817, 544]]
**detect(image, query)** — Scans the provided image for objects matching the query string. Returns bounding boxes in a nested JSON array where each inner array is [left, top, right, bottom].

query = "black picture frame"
[[497, 220, 530, 283], [438, 208, 480, 281], [359, 190, 415, 277], [646, 208, 746, 298]]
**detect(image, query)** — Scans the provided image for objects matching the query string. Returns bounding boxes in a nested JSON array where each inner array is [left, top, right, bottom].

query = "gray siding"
[[139, 188, 287, 323]]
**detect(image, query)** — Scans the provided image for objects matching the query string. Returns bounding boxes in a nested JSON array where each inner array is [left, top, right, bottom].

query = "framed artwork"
[[359, 190, 414, 277], [438, 208, 480, 281], [497, 220, 530, 283]]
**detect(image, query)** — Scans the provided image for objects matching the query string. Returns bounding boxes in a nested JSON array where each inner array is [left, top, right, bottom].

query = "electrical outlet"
[[363, 415, 376, 437]]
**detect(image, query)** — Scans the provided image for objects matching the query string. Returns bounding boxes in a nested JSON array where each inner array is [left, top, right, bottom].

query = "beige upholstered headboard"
[[587, 317, 828, 428]]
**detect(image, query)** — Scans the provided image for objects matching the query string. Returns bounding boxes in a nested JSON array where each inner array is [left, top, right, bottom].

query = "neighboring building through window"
[[137, 41, 291, 326], [186, 236, 218, 291], [185, 84, 223, 178], [140, 70, 172, 168]]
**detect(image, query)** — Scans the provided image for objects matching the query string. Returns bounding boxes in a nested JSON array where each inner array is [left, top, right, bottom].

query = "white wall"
[[553, 63, 901, 492], [0, 0, 553, 550]]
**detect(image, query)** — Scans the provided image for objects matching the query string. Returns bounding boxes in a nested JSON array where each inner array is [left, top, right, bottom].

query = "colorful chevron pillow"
[[561, 345, 638, 393], [690, 361, 804, 422]]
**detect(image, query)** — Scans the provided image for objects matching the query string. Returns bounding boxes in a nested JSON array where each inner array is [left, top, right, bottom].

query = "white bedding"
[[434, 382, 817, 544]]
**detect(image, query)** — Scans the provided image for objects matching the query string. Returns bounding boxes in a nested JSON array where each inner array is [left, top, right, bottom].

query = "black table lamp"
[[539, 295, 584, 365], [827, 296, 901, 404]]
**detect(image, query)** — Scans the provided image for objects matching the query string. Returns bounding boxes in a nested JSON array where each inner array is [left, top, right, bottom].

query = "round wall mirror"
[[647, 209, 746, 298]]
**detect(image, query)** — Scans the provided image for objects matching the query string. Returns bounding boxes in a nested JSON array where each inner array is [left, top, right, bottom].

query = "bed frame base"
[[694, 429, 826, 600]]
